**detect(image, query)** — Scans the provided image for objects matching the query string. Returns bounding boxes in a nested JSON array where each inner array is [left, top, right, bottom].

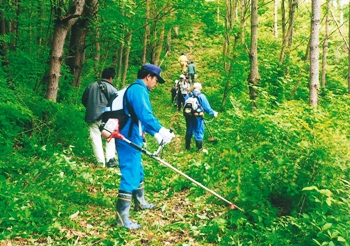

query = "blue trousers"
[[185, 116, 204, 140], [116, 137, 144, 192]]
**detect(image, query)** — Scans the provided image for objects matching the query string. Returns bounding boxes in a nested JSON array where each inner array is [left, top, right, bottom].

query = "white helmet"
[[180, 74, 186, 79]]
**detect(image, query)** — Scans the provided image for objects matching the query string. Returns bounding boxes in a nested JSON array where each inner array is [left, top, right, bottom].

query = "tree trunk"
[[221, 0, 238, 108], [68, 23, 86, 87], [150, 21, 159, 64], [248, 0, 260, 108], [94, 2, 100, 66], [117, 41, 124, 82], [142, 0, 150, 64], [281, 0, 286, 40], [279, 0, 298, 64], [240, 0, 247, 44], [0, 0, 9, 66], [122, 33, 132, 87], [223, 0, 236, 71], [9, 0, 19, 50], [68, 0, 98, 87], [166, 28, 171, 53], [321, 0, 330, 88], [274, 0, 278, 38], [153, 25, 165, 66], [348, 2, 350, 93], [45, 0, 86, 102], [309, 0, 320, 106]]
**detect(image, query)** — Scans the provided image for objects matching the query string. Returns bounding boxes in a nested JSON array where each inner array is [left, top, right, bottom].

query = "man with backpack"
[[82, 67, 118, 168], [115, 64, 175, 229], [184, 82, 218, 152]]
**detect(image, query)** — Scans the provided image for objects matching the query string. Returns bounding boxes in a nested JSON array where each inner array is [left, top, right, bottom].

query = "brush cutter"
[[203, 119, 218, 143], [105, 119, 242, 211]]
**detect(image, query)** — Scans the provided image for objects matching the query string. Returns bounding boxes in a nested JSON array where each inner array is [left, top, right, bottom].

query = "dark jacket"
[[82, 79, 117, 122], [187, 63, 196, 74]]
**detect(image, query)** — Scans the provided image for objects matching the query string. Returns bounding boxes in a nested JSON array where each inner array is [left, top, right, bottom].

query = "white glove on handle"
[[158, 127, 175, 144], [154, 133, 163, 145], [214, 111, 218, 118]]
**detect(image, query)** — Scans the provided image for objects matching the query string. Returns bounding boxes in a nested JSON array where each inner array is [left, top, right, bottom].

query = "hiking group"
[[81, 60, 217, 229], [175, 52, 218, 152]]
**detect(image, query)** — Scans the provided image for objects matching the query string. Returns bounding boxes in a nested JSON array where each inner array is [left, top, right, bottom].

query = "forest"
[[1, 0, 350, 245]]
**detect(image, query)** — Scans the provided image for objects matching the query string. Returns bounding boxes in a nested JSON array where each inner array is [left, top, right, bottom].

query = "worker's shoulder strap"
[[190, 92, 201, 98], [123, 83, 141, 137], [192, 92, 203, 105], [97, 80, 108, 100], [123, 83, 139, 119], [98, 80, 116, 102]]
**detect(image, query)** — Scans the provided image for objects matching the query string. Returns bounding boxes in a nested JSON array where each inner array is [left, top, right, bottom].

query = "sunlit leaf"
[[302, 186, 319, 191], [321, 223, 332, 231]]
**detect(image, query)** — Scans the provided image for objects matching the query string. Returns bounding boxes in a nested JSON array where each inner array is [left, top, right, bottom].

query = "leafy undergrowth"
[[2, 42, 350, 245], [3, 95, 350, 245], [1, 131, 232, 245]]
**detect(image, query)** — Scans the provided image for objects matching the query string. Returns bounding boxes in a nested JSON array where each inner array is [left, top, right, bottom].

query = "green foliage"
[[1, 0, 350, 244], [186, 98, 350, 245], [0, 147, 116, 240]]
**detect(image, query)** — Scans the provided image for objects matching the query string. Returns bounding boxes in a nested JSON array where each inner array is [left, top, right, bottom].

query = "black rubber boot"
[[116, 191, 141, 229], [133, 182, 156, 211], [196, 140, 203, 152], [185, 138, 191, 150]]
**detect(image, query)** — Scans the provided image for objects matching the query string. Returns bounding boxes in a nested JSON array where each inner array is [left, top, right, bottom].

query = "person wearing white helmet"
[[177, 74, 190, 111], [184, 82, 218, 151]]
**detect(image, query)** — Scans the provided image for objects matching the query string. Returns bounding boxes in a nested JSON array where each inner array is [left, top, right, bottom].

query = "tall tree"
[[68, 0, 98, 87], [321, 0, 330, 88], [274, 0, 278, 38], [9, 0, 19, 50], [221, 0, 239, 107], [309, 0, 320, 106], [45, 0, 86, 101], [348, 2, 350, 93], [248, 0, 259, 108], [281, 0, 286, 40], [141, 0, 150, 64], [153, 25, 165, 65], [279, 0, 298, 64], [0, 0, 9, 66], [240, 0, 249, 44], [121, 33, 132, 86]]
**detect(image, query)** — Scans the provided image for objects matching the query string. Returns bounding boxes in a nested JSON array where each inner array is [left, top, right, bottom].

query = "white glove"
[[154, 133, 163, 145], [214, 111, 218, 118], [158, 127, 175, 144]]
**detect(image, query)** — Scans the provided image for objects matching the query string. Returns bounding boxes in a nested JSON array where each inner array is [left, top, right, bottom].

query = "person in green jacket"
[[187, 61, 196, 84]]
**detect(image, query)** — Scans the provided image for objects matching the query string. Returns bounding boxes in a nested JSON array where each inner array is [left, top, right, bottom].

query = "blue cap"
[[142, 63, 165, 84]]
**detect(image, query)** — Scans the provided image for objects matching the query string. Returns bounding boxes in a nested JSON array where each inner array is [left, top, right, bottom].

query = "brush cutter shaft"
[[203, 119, 214, 138], [118, 135, 242, 211], [153, 155, 242, 210]]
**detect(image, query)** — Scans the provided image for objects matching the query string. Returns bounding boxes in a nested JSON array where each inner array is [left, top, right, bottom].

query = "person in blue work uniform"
[[115, 64, 175, 230], [184, 82, 218, 151]]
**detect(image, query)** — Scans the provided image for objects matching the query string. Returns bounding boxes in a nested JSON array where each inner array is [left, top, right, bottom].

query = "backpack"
[[183, 93, 203, 117], [100, 84, 138, 136]]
